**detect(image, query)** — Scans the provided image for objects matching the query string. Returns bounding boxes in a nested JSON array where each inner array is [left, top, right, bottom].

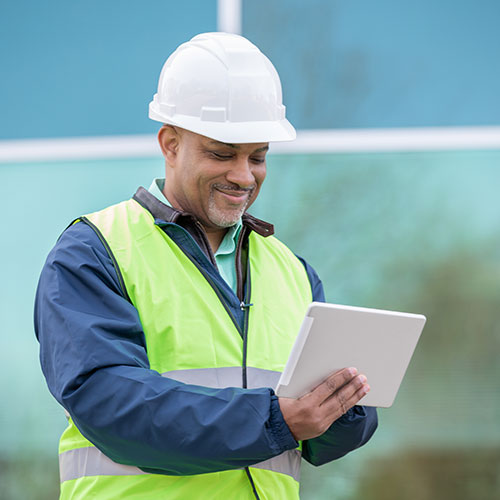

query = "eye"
[[250, 157, 266, 164], [211, 151, 233, 161]]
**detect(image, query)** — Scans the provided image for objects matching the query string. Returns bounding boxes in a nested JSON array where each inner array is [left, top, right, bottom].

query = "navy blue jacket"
[[34, 188, 377, 475]]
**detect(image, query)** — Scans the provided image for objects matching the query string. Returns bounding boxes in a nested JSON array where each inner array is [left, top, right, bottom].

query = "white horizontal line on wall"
[[271, 126, 500, 154], [1, 127, 499, 163], [0, 134, 160, 163]]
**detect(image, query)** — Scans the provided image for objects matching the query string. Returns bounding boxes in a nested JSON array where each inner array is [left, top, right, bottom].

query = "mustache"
[[212, 183, 255, 194]]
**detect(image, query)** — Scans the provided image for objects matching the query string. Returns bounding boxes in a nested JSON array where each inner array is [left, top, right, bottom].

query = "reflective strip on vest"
[[251, 449, 301, 482], [59, 447, 301, 483], [161, 366, 282, 390], [59, 447, 144, 483]]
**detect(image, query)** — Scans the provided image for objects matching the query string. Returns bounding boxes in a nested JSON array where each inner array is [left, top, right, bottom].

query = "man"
[[35, 33, 377, 499]]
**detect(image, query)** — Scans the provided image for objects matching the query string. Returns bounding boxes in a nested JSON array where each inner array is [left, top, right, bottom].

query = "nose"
[[225, 157, 256, 188]]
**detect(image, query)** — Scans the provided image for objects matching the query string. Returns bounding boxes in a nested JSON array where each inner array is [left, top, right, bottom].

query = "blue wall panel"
[[243, 0, 500, 129], [0, 0, 216, 139]]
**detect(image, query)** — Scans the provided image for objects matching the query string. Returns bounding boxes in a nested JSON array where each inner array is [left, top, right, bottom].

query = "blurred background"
[[1, 0, 499, 498]]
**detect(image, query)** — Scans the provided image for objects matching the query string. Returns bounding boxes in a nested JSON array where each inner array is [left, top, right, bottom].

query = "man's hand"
[[278, 367, 370, 441]]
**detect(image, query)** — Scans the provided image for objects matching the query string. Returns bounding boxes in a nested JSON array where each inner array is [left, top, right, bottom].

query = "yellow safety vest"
[[58, 199, 312, 499]]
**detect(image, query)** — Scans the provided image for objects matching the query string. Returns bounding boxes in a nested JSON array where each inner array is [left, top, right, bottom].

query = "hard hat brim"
[[149, 107, 296, 144]]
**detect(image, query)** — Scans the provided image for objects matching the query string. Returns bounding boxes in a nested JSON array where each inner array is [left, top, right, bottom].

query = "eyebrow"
[[208, 141, 269, 153]]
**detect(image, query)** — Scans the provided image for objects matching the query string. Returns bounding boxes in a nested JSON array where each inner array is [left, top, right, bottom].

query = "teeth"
[[219, 190, 246, 196]]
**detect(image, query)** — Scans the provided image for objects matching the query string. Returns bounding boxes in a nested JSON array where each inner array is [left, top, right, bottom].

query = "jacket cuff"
[[268, 394, 298, 453], [337, 405, 367, 422]]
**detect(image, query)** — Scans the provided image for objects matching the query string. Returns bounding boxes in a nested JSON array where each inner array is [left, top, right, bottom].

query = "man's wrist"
[[269, 393, 299, 453]]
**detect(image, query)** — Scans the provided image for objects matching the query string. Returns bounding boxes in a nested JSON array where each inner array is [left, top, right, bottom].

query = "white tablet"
[[275, 302, 426, 407]]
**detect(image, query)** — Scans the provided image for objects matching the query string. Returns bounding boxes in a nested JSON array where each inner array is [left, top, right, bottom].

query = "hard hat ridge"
[[149, 32, 296, 143]]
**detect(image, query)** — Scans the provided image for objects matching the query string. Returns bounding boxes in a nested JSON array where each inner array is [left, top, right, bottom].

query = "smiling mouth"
[[213, 185, 253, 204]]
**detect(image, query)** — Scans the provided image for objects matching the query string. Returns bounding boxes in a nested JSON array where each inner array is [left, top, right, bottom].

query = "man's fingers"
[[323, 374, 370, 415], [280, 368, 370, 441], [306, 367, 358, 405]]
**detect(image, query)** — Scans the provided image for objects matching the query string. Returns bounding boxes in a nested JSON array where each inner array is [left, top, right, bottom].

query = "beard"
[[207, 183, 254, 228]]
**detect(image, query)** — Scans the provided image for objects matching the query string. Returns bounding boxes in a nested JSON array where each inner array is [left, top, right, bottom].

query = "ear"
[[158, 125, 180, 165]]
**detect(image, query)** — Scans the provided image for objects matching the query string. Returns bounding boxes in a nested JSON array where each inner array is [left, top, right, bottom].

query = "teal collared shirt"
[[148, 178, 241, 293]]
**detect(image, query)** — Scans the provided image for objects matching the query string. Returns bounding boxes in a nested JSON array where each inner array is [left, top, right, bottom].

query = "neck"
[[203, 226, 227, 254]]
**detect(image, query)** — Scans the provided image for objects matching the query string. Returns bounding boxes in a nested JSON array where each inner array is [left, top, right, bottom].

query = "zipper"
[[236, 229, 260, 500], [240, 253, 251, 389], [234, 225, 254, 388]]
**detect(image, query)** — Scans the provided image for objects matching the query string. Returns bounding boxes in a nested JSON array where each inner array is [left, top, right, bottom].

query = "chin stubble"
[[207, 184, 254, 228]]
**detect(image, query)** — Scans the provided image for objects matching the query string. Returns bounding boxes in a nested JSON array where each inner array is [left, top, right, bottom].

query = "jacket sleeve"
[[34, 222, 298, 476], [295, 255, 378, 466]]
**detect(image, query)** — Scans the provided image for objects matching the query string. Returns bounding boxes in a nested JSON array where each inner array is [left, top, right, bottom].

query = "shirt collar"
[[148, 178, 170, 206]]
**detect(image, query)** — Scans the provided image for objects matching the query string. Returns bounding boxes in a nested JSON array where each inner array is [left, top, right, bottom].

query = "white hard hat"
[[149, 32, 296, 143]]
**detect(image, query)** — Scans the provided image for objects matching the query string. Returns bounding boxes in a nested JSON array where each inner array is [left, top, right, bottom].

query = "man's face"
[[163, 128, 268, 230]]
